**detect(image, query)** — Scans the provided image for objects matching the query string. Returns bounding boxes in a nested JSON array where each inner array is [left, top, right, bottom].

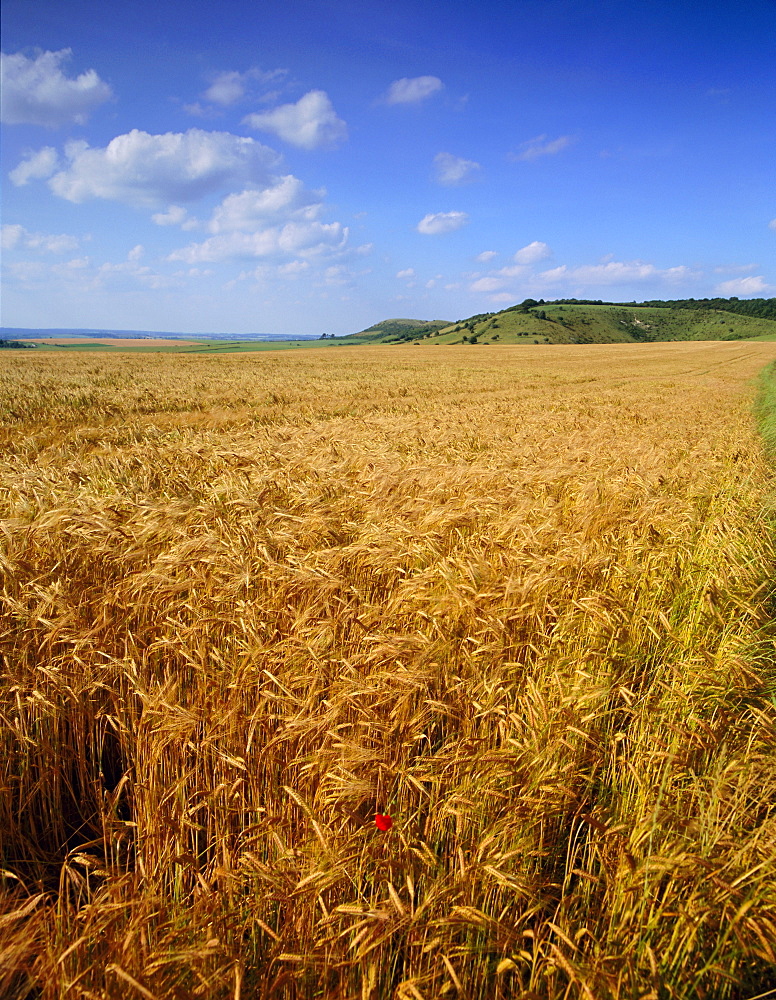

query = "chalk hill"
[[345, 298, 776, 345]]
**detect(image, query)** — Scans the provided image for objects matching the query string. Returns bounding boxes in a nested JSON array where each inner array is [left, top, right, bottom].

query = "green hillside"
[[346, 299, 776, 346], [342, 318, 452, 343]]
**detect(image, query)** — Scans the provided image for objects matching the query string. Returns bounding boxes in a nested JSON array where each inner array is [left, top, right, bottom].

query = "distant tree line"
[[488, 296, 776, 320], [635, 297, 776, 320], [0, 339, 35, 349]]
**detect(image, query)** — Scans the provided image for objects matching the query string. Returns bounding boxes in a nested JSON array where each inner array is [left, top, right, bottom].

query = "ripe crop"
[[2, 342, 776, 999]]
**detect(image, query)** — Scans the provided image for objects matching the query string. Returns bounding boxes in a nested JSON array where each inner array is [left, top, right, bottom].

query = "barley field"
[[2, 342, 776, 1000]]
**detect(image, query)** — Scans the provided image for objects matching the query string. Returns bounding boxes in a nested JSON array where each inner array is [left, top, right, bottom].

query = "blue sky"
[[1, 0, 774, 335]]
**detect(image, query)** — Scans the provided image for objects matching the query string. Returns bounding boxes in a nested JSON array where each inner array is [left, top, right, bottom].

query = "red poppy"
[[375, 813, 393, 831]]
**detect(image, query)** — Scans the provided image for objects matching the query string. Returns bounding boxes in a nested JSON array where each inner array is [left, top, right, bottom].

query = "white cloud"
[[243, 90, 347, 150], [278, 260, 310, 277], [538, 265, 569, 284], [514, 240, 552, 265], [510, 134, 575, 162], [97, 257, 181, 290], [1, 223, 78, 253], [496, 264, 528, 279], [182, 102, 213, 119], [396, 268, 415, 279], [769, 218, 776, 232], [385, 76, 443, 105], [8, 146, 58, 185], [201, 67, 287, 107], [322, 265, 350, 286], [204, 71, 248, 106], [434, 152, 480, 185], [715, 275, 771, 296], [468, 253, 700, 297], [168, 220, 348, 264], [1, 49, 112, 127], [45, 129, 281, 207], [416, 211, 469, 235], [208, 176, 324, 232], [533, 259, 700, 288], [568, 261, 658, 284], [662, 265, 697, 284], [165, 172, 348, 266], [476, 251, 498, 263], [470, 276, 505, 293], [152, 205, 197, 228], [1, 224, 25, 250], [536, 261, 650, 285]]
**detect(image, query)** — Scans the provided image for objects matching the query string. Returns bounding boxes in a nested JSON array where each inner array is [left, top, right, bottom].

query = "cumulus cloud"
[[769, 218, 776, 231], [534, 260, 699, 287], [385, 76, 443, 105], [208, 176, 324, 232], [496, 264, 528, 279], [416, 211, 469, 235], [201, 66, 287, 107], [469, 252, 701, 302], [537, 261, 649, 285], [8, 146, 58, 185], [510, 134, 575, 162], [514, 240, 551, 265], [278, 259, 310, 277], [168, 221, 348, 264], [0, 225, 23, 250], [165, 176, 348, 264], [243, 90, 347, 150], [715, 275, 771, 296], [470, 276, 505, 293], [1, 223, 78, 253], [661, 265, 698, 284], [396, 268, 415, 279], [476, 250, 498, 263], [97, 256, 181, 290], [1, 49, 112, 127], [204, 71, 248, 106], [43, 128, 281, 207], [322, 265, 350, 286], [434, 152, 480, 185], [152, 205, 197, 228]]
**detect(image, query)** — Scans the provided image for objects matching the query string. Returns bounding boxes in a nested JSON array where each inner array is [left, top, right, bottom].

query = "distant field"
[[20, 336, 204, 348], [15, 337, 319, 353], [2, 342, 776, 999]]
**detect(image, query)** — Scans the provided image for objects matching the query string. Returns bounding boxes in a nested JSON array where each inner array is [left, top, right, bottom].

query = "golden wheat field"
[[2, 341, 776, 1000]]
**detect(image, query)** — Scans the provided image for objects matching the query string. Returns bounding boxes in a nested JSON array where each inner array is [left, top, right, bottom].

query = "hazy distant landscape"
[[4, 296, 776, 353]]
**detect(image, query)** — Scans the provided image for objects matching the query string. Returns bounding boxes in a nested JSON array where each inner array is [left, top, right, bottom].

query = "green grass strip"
[[755, 359, 776, 463]]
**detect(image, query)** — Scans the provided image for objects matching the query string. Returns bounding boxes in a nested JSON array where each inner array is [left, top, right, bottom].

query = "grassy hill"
[[347, 300, 776, 346], [342, 318, 452, 343]]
